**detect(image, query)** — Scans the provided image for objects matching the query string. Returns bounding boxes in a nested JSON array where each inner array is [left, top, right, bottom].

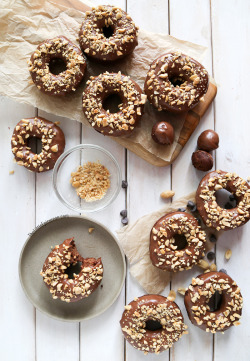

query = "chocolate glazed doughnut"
[[79, 5, 138, 62], [11, 117, 65, 172], [150, 212, 206, 272], [144, 52, 209, 113], [40, 238, 103, 303], [184, 272, 243, 333], [120, 294, 187, 354], [196, 170, 250, 231], [28, 36, 86, 96], [82, 72, 146, 136]]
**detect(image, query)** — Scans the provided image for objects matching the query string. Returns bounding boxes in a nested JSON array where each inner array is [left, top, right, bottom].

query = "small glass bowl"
[[53, 144, 122, 213]]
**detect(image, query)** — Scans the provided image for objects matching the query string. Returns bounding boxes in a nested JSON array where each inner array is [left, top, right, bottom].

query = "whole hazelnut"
[[197, 129, 219, 152], [151, 121, 174, 145], [192, 150, 213, 171]]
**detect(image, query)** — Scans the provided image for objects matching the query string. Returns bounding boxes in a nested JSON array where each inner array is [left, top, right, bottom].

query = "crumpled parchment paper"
[[0, 0, 208, 162], [117, 192, 218, 294]]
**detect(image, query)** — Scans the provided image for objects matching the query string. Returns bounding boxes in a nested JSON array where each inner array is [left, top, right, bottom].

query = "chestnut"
[[151, 121, 174, 145], [192, 150, 213, 172], [197, 129, 219, 152]]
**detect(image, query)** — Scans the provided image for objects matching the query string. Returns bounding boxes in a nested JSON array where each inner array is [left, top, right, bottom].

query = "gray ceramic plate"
[[19, 215, 126, 322]]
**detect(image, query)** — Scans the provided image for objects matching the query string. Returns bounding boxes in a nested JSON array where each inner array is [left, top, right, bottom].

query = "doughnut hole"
[[145, 319, 163, 332], [169, 76, 185, 87], [27, 136, 42, 154], [172, 234, 188, 250], [207, 290, 223, 312], [65, 261, 82, 279], [215, 189, 237, 209], [103, 93, 123, 113], [49, 57, 67, 75], [102, 25, 115, 38]]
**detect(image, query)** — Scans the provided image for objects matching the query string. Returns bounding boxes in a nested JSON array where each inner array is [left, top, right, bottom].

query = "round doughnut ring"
[[144, 52, 209, 113], [150, 212, 206, 272], [120, 294, 187, 354], [28, 36, 86, 96], [79, 5, 138, 62], [40, 238, 103, 303], [82, 71, 146, 136], [11, 117, 65, 172], [196, 170, 250, 231], [184, 271, 243, 333]]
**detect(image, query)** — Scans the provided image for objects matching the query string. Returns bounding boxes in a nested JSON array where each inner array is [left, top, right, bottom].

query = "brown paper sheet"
[[0, 0, 207, 162], [117, 192, 219, 294]]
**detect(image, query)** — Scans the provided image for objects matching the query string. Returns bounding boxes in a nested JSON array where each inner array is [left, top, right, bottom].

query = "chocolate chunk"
[[207, 251, 215, 261], [209, 234, 217, 243], [122, 180, 128, 188], [187, 200, 197, 212], [178, 207, 186, 212], [219, 269, 227, 274], [121, 217, 129, 225], [224, 202, 234, 210], [120, 209, 127, 217], [197, 129, 219, 152], [151, 121, 174, 145], [192, 150, 213, 172]]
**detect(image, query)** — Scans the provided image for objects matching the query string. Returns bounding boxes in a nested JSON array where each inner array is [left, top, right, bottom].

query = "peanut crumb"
[[88, 227, 94, 234], [70, 162, 110, 202], [225, 249, 232, 260], [9, 170, 15, 175], [160, 190, 175, 199], [167, 289, 176, 302]]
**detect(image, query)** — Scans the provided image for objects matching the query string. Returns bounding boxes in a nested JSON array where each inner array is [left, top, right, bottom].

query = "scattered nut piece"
[[88, 227, 94, 234], [9, 170, 14, 175], [225, 249, 232, 260], [54, 121, 61, 125], [210, 263, 217, 271], [177, 287, 187, 296], [198, 259, 210, 270], [167, 289, 176, 302], [51, 144, 58, 152], [160, 190, 175, 199]]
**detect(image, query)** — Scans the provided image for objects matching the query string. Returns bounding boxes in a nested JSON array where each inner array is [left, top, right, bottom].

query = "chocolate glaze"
[[79, 5, 138, 62], [196, 170, 250, 231], [150, 212, 206, 272], [11, 117, 65, 172], [184, 272, 243, 333], [82, 72, 146, 137], [197, 129, 219, 151], [144, 52, 209, 113], [120, 294, 187, 354], [151, 121, 174, 145], [41, 238, 103, 303], [29, 36, 86, 96], [192, 150, 213, 171]]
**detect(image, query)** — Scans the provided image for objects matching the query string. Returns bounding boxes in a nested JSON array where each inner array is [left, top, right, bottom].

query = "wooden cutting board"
[[55, 0, 217, 167]]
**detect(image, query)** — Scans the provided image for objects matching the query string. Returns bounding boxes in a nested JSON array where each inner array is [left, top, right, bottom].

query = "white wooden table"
[[1, 0, 249, 360]]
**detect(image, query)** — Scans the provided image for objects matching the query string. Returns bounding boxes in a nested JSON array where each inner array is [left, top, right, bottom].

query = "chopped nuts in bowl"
[[53, 144, 122, 213]]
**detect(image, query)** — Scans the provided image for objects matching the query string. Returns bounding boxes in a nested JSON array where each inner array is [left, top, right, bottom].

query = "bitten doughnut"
[[82, 72, 146, 136], [150, 212, 206, 272], [144, 52, 209, 113], [11, 117, 65, 172], [196, 170, 250, 231], [120, 294, 187, 354], [79, 5, 138, 62], [28, 36, 86, 96], [184, 272, 243, 333], [40, 238, 103, 302]]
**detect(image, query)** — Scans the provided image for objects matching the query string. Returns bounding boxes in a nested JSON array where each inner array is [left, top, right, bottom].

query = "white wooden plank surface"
[[126, 1, 171, 360], [0, 98, 36, 361], [1, 1, 250, 361], [78, 1, 127, 360], [211, 1, 250, 360], [35, 110, 81, 361], [169, 1, 214, 360]]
